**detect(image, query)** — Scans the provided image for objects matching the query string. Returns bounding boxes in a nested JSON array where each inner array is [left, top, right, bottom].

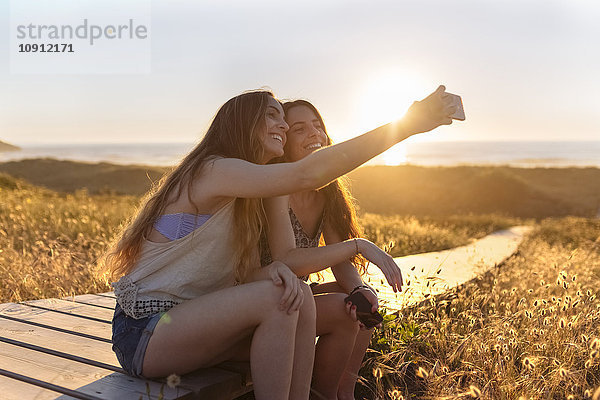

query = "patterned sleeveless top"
[[260, 207, 325, 278]]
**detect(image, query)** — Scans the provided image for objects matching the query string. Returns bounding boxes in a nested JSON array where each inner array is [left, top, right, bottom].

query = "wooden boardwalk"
[[317, 226, 531, 309], [0, 292, 252, 400]]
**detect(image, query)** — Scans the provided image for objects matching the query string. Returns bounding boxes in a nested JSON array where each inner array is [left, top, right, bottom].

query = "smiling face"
[[259, 97, 289, 164], [283, 104, 330, 162]]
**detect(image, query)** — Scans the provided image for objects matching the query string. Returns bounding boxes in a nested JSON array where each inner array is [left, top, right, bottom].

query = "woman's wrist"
[[349, 284, 375, 296], [393, 118, 414, 142]]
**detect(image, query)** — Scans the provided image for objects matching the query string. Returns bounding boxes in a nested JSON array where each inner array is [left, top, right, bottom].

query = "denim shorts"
[[111, 304, 163, 377]]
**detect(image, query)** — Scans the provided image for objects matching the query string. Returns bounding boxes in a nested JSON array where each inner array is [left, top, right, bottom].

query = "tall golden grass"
[[360, 217, 600, 399], [0, 174, 136, 301]]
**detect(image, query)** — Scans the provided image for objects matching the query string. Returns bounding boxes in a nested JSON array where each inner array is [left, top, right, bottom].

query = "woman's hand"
[[356, 238, 403, 293], [267, 261, 305, 314], [345, 288, 381, 330], [402, 85, 455, 136]]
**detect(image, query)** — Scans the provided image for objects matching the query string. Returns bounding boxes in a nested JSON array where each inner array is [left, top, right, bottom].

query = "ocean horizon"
[[1, 141, 599, 168]]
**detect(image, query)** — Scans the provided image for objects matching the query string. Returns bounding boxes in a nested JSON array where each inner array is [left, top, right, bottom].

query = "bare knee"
[[299, 281, 316, 318], [317, 293, 360, 336], [257, 280, 300, 321]]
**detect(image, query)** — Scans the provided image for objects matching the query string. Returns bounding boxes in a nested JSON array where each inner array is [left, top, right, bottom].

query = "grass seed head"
[[468, 385, 482, 398], [372, 367, 383, 379], [416, 366, 429, 379], [559, 368, 568, 378], [583, 334, 589, 343], [523, 357, 535, 370], [559, 318, 566, 329], [166, 373, 181, 388]]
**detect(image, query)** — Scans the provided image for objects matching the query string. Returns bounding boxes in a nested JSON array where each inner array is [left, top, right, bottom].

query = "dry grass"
[[0, 174, 136, 301], [359, 217, 600, 399]]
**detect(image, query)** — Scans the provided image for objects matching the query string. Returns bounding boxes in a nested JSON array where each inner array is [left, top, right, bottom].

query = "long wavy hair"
[[104, 90, 273, 283], [282, 100, 367, 275]]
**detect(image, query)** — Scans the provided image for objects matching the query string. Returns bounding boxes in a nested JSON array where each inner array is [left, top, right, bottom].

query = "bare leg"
[[312, 293, 359, 400], [337, 328, 373, 400], [290, 282, 317, 400], [142, 280, 300, 399], [311, 282, 373, 400], [193, 281, 317, 400]]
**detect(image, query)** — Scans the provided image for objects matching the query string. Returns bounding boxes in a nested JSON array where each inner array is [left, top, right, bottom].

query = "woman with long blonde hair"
[[106, 87, 454, 399]]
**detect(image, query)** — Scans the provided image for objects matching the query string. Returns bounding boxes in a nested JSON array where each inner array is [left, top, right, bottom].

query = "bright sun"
[[356, 69, 429, 165]]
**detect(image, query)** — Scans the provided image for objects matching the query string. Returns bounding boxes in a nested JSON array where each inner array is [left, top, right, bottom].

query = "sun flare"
[[357, 69, 428, 165], [357, 69, 428, 129]]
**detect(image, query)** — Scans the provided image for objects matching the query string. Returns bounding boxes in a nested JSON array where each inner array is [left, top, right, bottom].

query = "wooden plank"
[[21, 298, 113, 323], [0, 298, 253, 399], [0, 341, 192, 399], [64, 294, 116, 310], [168, 367, 251, 400], [0, 339, 249, 400], [0, 314, 253, 393], [60, 369, 250, 400], [0, 368, 104, 400], [0, 317, 118, 367], [0, 336, 121, 373], [217, 361, 253, 386], [96, 292, 116, 298], [0, 303, 112, 341], [0, 374, 67, 400]]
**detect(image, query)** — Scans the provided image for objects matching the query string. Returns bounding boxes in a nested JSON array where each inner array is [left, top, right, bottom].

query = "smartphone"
[[446, 92, 465, 121], [344, 291, 383, 329]]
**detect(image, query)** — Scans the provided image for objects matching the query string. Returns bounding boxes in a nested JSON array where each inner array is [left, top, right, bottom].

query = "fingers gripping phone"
[[344, 291, 383, 329], [446, 92, 465, 121]]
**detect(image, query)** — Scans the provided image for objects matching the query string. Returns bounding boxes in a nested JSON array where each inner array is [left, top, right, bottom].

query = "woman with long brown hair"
[[106, 87, 454, 399], [259, 99, 402, 399]]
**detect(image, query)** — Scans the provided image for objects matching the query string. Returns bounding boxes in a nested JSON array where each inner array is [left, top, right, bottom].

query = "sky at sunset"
[[1, 0, 599, 146]]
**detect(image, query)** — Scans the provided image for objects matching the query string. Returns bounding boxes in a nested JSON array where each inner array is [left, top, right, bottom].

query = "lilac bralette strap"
[[154, 213, 211, 240]]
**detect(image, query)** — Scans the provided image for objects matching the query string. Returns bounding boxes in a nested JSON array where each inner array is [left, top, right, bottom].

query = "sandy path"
[[312, 226, 532, 311]]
